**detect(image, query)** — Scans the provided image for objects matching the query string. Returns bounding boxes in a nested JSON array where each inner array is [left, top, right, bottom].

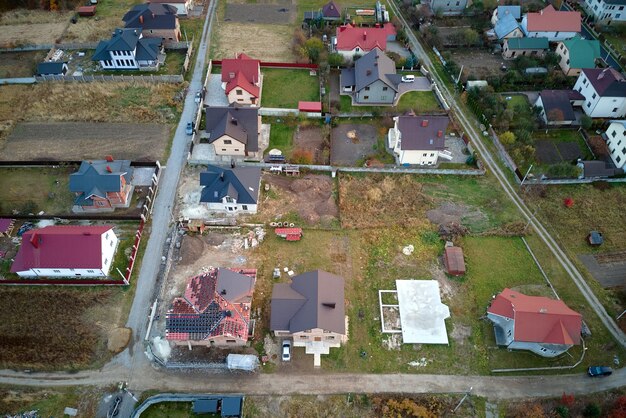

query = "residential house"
[[205, 106, 260, 156], [199, 165, 261, 214], [69, 158, 134, 212], [166, 268, 257, 346], [494, 13, 523, 40], [270, 270, 347, 367], [487, 288, 582, 358], [147, 0, 193, 15], [502, 37, 549, 59], [604, 120, 626, 168], [521, 5, 581, 41], [92, 28, 163, 70], [557, 36, 601, 76], [387, 115, 451, 165], [321, 0, 342, 20], [491, 5, 521, 26], [574, 68, 626, 118], [122, 3, 181, 43], [36, 62, 68, 76], [333, 23, 396, 61], [582, 0, 626, 23], [427, 0, 468, 16], [340, 47, 400, 105], [221, 53, 262, 106], [11, 225, 118, 278], [534, 90, 584, 126]]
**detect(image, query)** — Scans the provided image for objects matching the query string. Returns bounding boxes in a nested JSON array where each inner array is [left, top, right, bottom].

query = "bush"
[[546, 162, 580, 178], [583, 403, 601, 418], [581, 115, 593, 130], [291, 149, 313, 164], [500, 131, 516, 145], [327, 53, 344, 67]]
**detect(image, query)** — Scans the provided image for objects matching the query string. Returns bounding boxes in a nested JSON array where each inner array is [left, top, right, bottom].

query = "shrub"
[[500, 131, 516, 145], [583, 403, 601, 418], [291, 149, 313, 164]]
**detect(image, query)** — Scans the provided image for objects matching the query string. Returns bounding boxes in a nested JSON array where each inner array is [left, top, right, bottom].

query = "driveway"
[[397, 77, 432, 96], [205, 73, 229, 107]]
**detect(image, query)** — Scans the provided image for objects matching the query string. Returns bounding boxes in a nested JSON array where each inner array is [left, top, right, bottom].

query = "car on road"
[[588, 366, 613, 377], [282, 340, 291, 361], [107, 395, 122, 418], [195, 91, 202, 103], [185, 122, 194, 135], [401, 75, 415, 83]]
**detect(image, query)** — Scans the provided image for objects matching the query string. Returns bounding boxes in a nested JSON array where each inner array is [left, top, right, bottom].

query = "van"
[[401, 74, 415, 83]]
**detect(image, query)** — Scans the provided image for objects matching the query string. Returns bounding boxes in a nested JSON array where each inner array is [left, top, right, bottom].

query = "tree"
[[500, 131, 516, 145], [462, 28, 479, 46], [304, 37, 324, 64], [581, 115, 593, 130], [327, 53, 344, 67], [583, 403, 601, 418]]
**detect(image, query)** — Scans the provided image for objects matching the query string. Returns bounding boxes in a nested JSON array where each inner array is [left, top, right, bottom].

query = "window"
[[236, 89, 243, 95], [87, 270, 94, 273], [619, 140, 622, 145], [363, 96, 369, 100], [104, 258, 109, 265], [364, 87, 370, 91], [622, 147, 626, 154], [620, 6, 624, 10], [614, 107, 619, 112], [228, 207, 233, 211], [587, 101, 591, 108], [226, 339, 236, 343], [566, 59, 570, 65], [623, 131, 626, 136], [53, 269, 61, 273], [618, 156, 622, 163], [224, 139, 232, 144], [430, 153, 435, 157], [382, 87, 388, 91], [613, 130, 617, 138], [326, 336, 335, 340], [456, 1, 460, 5], [234, 149, 239, 151], [560, 44, 564, 50], [242, 205, 248, 210], [105, 233, 109, 239], [110, 240, 114, 247], [423, 153, 427, 157], [578, 87, 582, 93], [222, 149, 227, 151], [592, 93, 597, 99], [226, 197, 234, 203]]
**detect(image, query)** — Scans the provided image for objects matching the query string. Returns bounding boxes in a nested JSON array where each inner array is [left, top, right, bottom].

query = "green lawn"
[[266, 121, 296, 158], [261, 68, 320, 108], [91, 0, 143, 18], [141, 402, 203, 418], [0, 167, 75, 215], [340, 90, 442, 114]]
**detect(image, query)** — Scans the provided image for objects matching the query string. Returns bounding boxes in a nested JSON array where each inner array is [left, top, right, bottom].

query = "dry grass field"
[[212, 22, 295, 62], [0, 22, 68, 47], [0, 51, 47, 78], [63, 17, 121, 42], [0, 9, 72, 25]]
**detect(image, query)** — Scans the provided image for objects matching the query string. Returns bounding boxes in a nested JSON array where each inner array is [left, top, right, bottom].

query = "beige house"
[[221, 53, 262, 106], [205, 106, 260, 157], [502, 37, 549, 60], [271, 270, 347, 367], [557, 36, 601, 77]]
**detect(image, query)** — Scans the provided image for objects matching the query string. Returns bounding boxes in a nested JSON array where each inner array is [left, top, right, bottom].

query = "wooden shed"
[[444, 245, 466, 276]]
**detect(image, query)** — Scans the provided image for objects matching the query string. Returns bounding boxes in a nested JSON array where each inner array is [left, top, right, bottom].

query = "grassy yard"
[[261, 68, 320, 108], [0, 385, 102, 417], [141, 402, 198, 417], [265, 121, 296, 158], [339, 90, 442, 114], [0, 167, 75, 215], [533, 130, 593, 160]]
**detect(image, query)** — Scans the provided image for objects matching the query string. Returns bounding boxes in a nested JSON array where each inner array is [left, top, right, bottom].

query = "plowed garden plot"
[[212, 22, 294, 62], [294, 125, 329, 164], [535, 140, 584, 164], [225, 1, 295, 24], [1, 122, 170, 161], [331, 124, 378, 166]]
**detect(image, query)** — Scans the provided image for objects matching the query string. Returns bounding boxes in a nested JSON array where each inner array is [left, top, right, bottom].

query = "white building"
[[199, 165, 261, 214], [11, 225, 118, 278], [387, 115, 452, 165], [574, 68, 626, 118], [92, 28, 162, 70], [520, 5, 581, 41], [605, 120, 626, 168], [582, 0, 626, 23]]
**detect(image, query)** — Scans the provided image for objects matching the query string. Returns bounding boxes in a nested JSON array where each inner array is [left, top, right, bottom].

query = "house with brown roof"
[[166, 268, 257, 346], [520, 5, 580, 41], [340, 48, 400, 105], [270, 270, 347, 367], [387, 114, 451, 165], [334, 23, 396, 61], [147, 0, 193, 16], [534, 90, 584, 126], [123, 3, 181, 43], [221, 53, 262, 106], [487, 288, 582, 358], [205, 106, 260, 157]]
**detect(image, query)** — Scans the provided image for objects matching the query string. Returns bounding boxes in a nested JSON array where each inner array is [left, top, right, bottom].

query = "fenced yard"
[[339, 90, 442, 114], [262, 68, 320, 108]]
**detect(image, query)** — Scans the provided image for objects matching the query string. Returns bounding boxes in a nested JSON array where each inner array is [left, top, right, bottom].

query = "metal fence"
[[34, 74, 184, 83]]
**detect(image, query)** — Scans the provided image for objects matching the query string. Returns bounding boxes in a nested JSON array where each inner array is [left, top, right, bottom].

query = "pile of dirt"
[[426, 202, 486, 228], [179, 235, 205, 266], [107, 327, 131, 353]]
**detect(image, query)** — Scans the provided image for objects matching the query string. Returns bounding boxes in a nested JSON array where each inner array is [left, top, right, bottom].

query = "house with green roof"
[[502, 37, 549, 59], [557, 36, 601, 76]]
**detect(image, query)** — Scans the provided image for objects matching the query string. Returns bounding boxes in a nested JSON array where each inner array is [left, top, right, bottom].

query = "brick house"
[[123, 3, 181, 44]]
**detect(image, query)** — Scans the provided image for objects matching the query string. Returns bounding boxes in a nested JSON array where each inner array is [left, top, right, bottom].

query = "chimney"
[[152, 12, 155, 19], [105, 155, 114, 162], [139, 15, 144, 24], [363, 31, 367, 40], [106, 165, 113, 173], [421, 120, 429, 127], [322, 302, 336, 309], [231, 159, 236, 169], [30, 232, 39, 249], [231, 117, 238, 125], [437, 130, 443, 138]]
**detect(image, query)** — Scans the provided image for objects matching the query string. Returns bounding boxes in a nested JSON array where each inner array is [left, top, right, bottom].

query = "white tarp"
[[396, 280, 450, 344], [227, 354, 259, 371]]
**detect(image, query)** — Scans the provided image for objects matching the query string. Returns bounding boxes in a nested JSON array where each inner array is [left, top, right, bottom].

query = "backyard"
[[339, 90, 441, 114], [0, 51, 47, 78], [261, 68, 320, 108]]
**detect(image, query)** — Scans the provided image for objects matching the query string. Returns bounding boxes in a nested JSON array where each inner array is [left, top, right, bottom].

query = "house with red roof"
[[221, 53, 262, 106], [487, 288, 582, 358], [11, 225, 118, 278], [166, 268, 257, 346], [520, 5, 580, 41], [334, 23, 396, 61]]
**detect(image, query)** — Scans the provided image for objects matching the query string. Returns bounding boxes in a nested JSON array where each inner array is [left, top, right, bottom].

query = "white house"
[[520, 5, 581, 41], [147, 0, 193, 15], [604, 120, 626, 168], [387, 115, 452, 165], [199, 165, 261, 214], [11, 225, 118, 278], [92, 28, 162, 70], [574, 68, 626, 118], [582, 0, 626, 23], [334, 23, 396, 61]]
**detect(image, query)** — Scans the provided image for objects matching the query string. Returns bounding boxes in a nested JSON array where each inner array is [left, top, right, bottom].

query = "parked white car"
[[281, 340, 291, 361], [401, 75, 415, 83]]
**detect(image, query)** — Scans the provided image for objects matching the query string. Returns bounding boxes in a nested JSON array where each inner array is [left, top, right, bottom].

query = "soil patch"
[[225, 1, 295, 25], [1, 122, 169, 161], [294, 125, 328, 165], [213, 22, 294, 62], [107, 327, 131, 353], [331, 124, 378, 166], [426, 202, 487, 228], [179, 235, 205, 266]]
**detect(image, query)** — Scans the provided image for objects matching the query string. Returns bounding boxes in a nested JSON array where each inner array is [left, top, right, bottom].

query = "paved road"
[[386, 0, 626, 349]]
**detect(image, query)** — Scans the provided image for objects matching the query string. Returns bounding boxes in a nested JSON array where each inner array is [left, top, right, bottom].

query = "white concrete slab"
[[396, 280, 450, 344]]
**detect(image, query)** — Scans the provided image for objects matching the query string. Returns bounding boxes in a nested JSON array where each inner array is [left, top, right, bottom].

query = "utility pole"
[[520, 164, 533, 187], [452, 387, 473, 414]]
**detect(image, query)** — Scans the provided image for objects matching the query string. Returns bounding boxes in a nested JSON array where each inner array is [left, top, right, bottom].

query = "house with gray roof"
[[92, 28, 163, 70], [205, 106, 260, 157], [270, 270, 347, 367], [199, 165, 261, 214], [388, 115, 452, 165], [69, 158, 134, 212], [534, 90, 584, 126], [36, 62, 68, 76], [340, 47, 400, 105], [123, 3, 181, 43]]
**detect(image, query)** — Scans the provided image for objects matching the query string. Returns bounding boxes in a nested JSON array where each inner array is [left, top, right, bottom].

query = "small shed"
[[298, 101, 322, 113], [587, 231, 603, 246], [193, 399, 218, 414], [0, 219, 15, 237], [275, 227, 303, 241], [77, 5, 96, 16], [36, 62, 68, 76], [443, 245, 466, 276]]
